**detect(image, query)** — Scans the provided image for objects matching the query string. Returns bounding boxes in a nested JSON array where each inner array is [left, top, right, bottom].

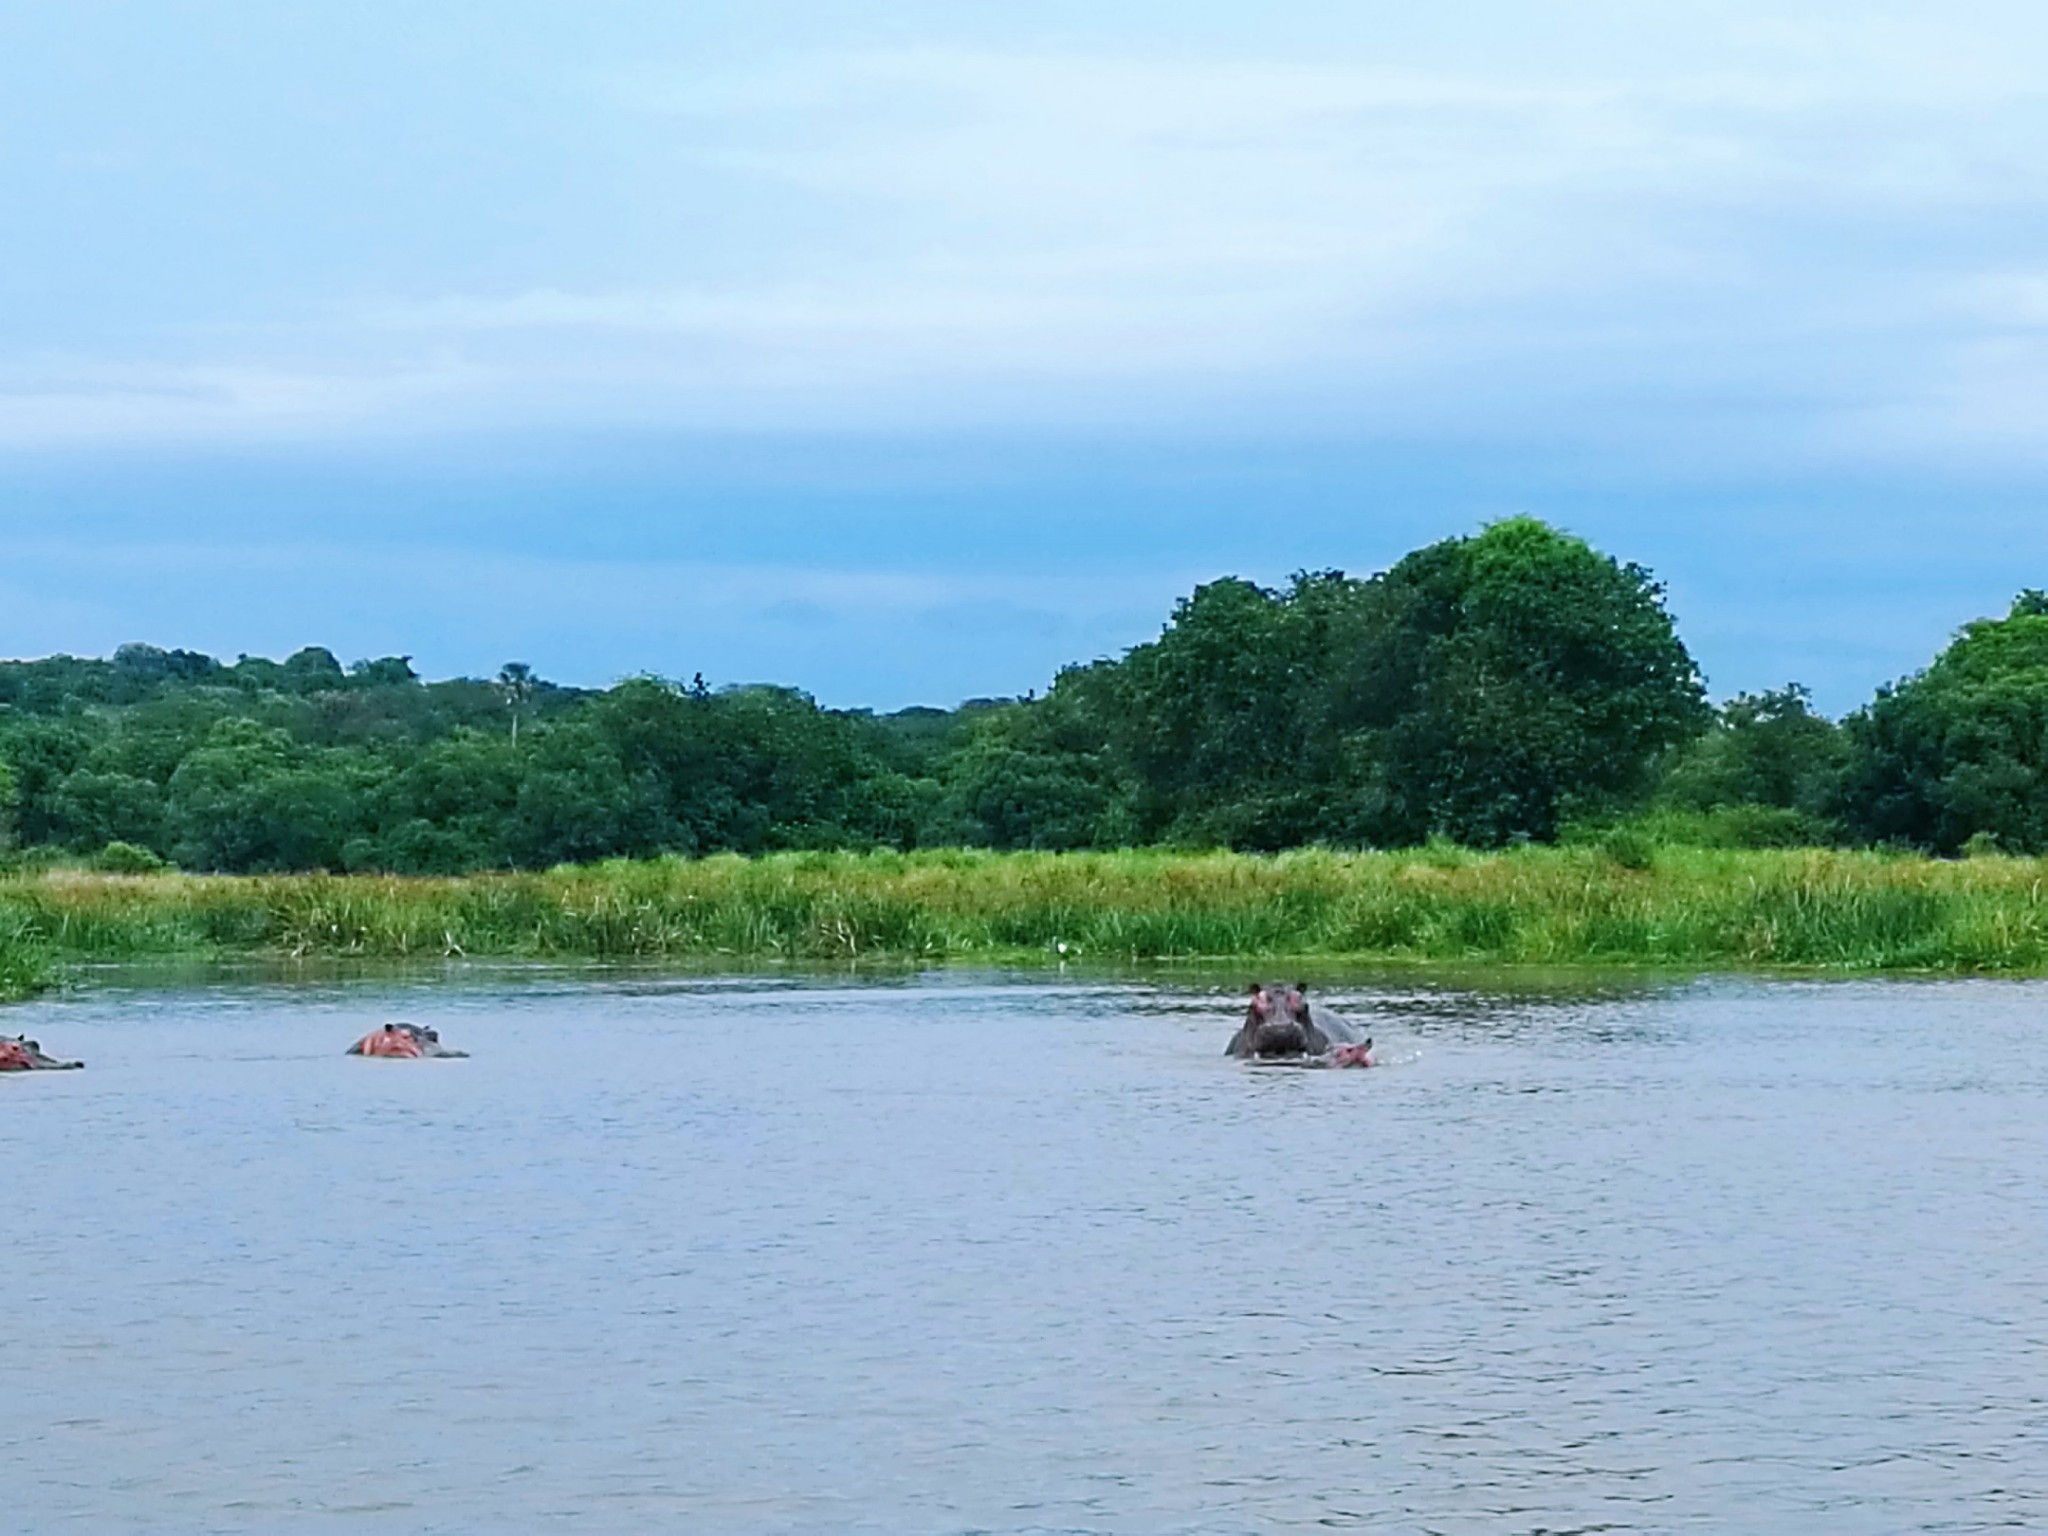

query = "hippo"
[[1225, 983, 1373, 1066], [0, 1034, 83, 1071], [346, 1022, 468, 1059]]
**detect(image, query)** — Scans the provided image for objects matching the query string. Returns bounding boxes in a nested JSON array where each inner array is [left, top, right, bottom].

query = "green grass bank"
[[7, 845, 2048, 979]]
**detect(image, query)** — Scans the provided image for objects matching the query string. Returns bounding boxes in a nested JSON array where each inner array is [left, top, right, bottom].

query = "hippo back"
[[1304, 998, 1363, 1046]]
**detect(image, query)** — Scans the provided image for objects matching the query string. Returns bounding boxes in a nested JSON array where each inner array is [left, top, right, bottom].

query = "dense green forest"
[[3, 517, 2044, 873]]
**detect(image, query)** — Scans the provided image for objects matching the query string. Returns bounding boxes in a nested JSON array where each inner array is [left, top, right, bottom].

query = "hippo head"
[[393, 1022, 468, 1058], [0, 1034, 84, 1071], [1241, 982, 1315, 1057]]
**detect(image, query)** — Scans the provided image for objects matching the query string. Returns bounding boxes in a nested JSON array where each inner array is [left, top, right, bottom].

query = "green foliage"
[[1366, 518, 1710, 843], [1111, 571, 1365, 847], [945, 672, 1137, 849], [91, 840, 170, 874], [0, 519, 1713, 867], [163, 721, 381, 872], [50, 769, 166, 850], [1597, 825, 1657, 870], [1681, 805, 1833, 849], [0, 649, 944, 873], [1093, 518, 1708, 847], [21, 521, 2048, 871], [282, 646, 347, 690], [1840, 594, 2048, 853], [0, 906, 55, 1000], [1651, 684, 1848, 844]]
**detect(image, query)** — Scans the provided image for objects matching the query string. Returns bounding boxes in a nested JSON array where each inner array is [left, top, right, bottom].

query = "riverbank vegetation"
[[0, 908, 54, 1000], [4, 518, 2048, 908], [7, 846, 2048, 973]]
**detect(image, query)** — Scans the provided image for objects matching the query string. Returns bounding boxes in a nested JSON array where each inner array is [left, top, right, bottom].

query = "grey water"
[[4, 968, 2046, 1535]]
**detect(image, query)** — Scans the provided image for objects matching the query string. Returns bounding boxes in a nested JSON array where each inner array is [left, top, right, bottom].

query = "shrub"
[[91, 840, 170, 874]]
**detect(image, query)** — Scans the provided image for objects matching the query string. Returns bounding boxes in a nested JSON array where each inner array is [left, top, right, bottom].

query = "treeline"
[[2, 518, 2045, 872]]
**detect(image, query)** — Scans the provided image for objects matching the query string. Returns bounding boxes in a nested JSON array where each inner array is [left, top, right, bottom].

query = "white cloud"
[[0, 357, 483, 448], [370, 42, 2048, 448], [11, 19, 2048, 454], [1964, 272, 2048, 328]]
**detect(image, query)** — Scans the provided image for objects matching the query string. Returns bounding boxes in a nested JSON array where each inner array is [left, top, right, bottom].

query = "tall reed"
[[5, 846, 2048, 974], [0, 907, 57, 1001]]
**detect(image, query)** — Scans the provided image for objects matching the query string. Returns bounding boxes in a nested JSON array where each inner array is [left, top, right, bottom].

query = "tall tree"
[[498, 661, 536, 743], [1093, 519, 1707, 847], [1362, 517, 1710, 843], [1840, 593, 2048, 852]]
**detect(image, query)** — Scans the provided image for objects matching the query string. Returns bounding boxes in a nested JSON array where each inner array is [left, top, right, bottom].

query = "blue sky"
[[4, 1, 2047, 711]]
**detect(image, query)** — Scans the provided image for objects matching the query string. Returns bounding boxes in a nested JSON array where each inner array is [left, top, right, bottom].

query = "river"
[[4, 968, 2045, 1533]]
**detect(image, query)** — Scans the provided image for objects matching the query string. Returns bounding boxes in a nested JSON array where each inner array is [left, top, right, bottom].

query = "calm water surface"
[[4, 968, 2046, 1534]]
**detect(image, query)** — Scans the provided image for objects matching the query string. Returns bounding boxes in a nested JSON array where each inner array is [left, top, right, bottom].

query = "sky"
[[4, 0, 2048, 712]]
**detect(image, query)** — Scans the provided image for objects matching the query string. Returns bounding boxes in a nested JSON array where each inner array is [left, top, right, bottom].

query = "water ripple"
[[4, 971, 2046, 1532]]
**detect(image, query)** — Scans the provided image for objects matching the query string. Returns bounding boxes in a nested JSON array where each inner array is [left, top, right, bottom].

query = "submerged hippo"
[[0, 1034, 83, 1071], [346, 1022, 468, 1059], [1225, 983, 1373, 1066]]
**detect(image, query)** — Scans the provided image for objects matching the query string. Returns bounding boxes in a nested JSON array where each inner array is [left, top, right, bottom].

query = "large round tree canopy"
[[1842, 593, 2048, 854]]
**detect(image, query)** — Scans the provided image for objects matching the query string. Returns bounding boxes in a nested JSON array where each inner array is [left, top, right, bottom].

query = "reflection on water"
[[5, 968, 2046, 1533]]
